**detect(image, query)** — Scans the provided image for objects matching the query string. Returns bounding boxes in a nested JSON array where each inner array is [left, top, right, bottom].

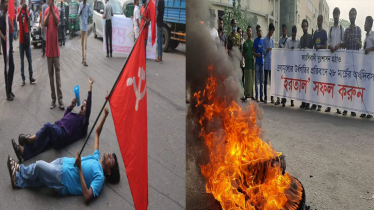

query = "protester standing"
[[0, 0, 15, 101], [279, 24, 288, 106], [342, 8, 361, 117], [78, 0, 92, 66], [227, 19, 240, 56], [140, 0, 150, 57], [262, 23, 275, 104], [44, 0, 64, 110], [253, 25, 264, 103], [279, 24, 288, 49], [28, 3, 34, 27], [299, 19, 313, 109], [133, 0, 140, 41], [58, 0, 65, 46], [242, 26, 254, 100], [217, 17, 227, 50], [311, 14, 327, 111], [41, 0, 47, 57], [103, 0, 113, 57], [282, 26, 299, 107], [361, 16, 374, 118], [326, 7, 345, 114], [238, 27, 245, 88], [155, 0, 164, 62], [17, 0, 35, 86]]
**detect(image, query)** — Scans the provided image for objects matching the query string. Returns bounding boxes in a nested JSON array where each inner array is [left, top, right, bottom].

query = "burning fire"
[[194, 65, 303, 210]]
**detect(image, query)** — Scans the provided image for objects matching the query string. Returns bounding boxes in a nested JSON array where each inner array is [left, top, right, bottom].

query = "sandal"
[[83, 62, 88, 67], [7, 155, 18, 189], [9, 158, 20, 171], [155, 57, 160, 62], [18, 134, 30, 146], [11, 139, 23, 163]]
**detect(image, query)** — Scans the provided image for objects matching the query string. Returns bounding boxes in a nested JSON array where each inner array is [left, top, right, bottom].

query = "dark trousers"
[[264, 69, 271, 98], [23, 123, 66, 161], [105, 20, 112, 55], [2, 34, 14, 98], [241, 67, 245, 88], [42, 40, 46, 55]]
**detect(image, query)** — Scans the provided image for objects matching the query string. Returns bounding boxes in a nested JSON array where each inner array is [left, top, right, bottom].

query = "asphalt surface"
[[0, 27, 185, 209], [187, 93, 374, 210]]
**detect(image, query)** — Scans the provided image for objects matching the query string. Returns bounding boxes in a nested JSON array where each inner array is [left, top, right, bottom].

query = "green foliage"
[[222, 0, 258, 37], [329, 18, 351, 29]]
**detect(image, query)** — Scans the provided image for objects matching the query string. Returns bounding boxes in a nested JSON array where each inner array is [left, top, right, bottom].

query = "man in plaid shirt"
[[342, 8, 361, 117]]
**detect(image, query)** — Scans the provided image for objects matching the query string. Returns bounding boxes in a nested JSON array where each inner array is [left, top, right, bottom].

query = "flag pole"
[[77, 3, 150, 158]]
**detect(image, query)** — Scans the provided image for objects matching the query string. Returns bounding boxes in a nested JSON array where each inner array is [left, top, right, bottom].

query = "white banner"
[[103, 16, 157, 59], [271, 49, 374, 114]]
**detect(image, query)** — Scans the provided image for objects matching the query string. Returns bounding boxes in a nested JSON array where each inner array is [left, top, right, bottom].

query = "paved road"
[[187, 96, 374, 210], [0, 29, 185, 210]]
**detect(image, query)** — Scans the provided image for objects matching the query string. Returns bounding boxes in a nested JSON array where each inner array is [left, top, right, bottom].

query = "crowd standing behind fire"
[[215, 7, 374, 119]]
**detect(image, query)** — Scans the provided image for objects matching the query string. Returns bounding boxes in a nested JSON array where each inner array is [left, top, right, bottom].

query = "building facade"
[[280, 0, 329, 39], [209, 0, 281, 45]]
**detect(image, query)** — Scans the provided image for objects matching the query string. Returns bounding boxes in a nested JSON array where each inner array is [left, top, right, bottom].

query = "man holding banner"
[[361, 16, 374, 118], [0, 0, 15, 101], [325, 7, 345, 114], [342, 8, 361, 117], [263, 23, 276, 104], [299, 19, 313, 110]]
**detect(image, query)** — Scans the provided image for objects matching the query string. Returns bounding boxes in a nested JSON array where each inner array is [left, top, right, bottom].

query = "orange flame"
[[194, 65, 303, 210]]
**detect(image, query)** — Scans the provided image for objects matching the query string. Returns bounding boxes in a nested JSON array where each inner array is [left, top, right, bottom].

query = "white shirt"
[[104, 1, 113, 20], [328, 25, 345, 47], [364, 30, 374, 49], [29, 8, 34, 27], [285, 37, 300, 49], [133, 5, 140, 39], [210, 27, 218, 40]]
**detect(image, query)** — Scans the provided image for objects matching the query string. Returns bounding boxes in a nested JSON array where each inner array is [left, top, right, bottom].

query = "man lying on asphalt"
[[11, 77, 94, 163], [7, 107, 120, 203]]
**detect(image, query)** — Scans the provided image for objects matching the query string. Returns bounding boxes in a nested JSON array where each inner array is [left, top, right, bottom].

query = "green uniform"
[[242, 39, 255, 98]]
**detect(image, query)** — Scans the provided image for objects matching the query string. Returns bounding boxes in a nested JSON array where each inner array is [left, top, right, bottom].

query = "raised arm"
[[75, 151, 94, 204], [94, 107, 109, 151], [84, 77, 94, 123]]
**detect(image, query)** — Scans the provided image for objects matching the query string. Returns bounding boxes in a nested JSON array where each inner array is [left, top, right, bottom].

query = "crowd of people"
[[0, 0, 124, 202], [215, 7, 374, 119]]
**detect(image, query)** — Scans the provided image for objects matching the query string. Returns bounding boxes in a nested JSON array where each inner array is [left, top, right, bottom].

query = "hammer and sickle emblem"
[[127, 67, 146, 111]]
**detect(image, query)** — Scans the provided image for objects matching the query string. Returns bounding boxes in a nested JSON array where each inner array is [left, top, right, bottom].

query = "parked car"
[[93, 0, 123, 38], [31, 16, 42, 48]]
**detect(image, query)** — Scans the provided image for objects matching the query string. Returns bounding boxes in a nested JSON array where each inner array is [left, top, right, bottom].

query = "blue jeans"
[[19, 43, 33, 81], [16, 158, 65, 194], [255, 63, 264, 99], [157, 27, 163, 58], [23, 123, 66, 161]]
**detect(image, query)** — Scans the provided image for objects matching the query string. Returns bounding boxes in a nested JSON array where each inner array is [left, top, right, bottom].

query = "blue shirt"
[[78, 2, 92, 31], [253, 37, 263, 65], [262, 35, 274, 70], [62, 150, 104, 197]]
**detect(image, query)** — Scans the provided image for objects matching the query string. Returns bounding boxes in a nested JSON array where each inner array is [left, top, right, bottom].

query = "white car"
[[93, 0, 124, 38]]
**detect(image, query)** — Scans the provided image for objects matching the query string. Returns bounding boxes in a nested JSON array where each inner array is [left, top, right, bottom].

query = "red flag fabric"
[[8, 0, 15, 20], [109, 38, 148, 210], [148, 0, 156, 46]]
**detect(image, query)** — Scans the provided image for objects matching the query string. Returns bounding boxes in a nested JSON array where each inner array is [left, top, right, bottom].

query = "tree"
[[329, 18, 350, 29], [222, 0, 258, 38]]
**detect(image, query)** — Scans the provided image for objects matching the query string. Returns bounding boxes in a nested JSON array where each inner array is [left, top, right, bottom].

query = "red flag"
[[148, 0, 156, 46], [8, 0, 15, 20], [109, 39, 148, 210]]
